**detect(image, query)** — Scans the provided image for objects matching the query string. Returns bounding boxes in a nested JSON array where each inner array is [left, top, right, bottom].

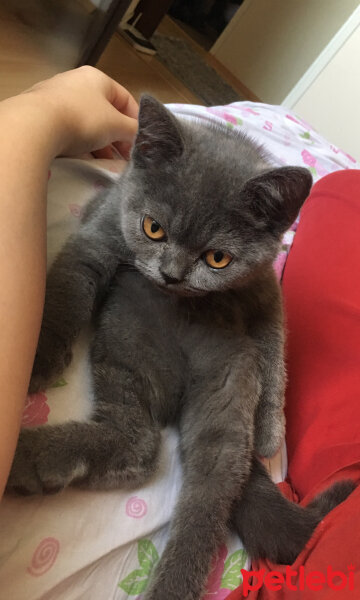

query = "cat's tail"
[[232, 457, 355, 564]]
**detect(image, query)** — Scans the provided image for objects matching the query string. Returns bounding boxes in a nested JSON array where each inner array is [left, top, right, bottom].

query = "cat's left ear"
[[242, 166, 312, 235], [131, 95, 184, 168]]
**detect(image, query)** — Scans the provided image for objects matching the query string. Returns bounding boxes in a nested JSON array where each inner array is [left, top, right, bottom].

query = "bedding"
[[0, 102, 358, 600]]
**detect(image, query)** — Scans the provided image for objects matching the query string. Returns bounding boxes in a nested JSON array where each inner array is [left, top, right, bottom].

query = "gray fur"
[[8, 96, 340, 598]]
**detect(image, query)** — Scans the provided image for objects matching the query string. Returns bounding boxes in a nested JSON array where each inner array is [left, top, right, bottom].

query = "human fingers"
[[108, 79, 139, 119], [107, 106, 138, 144]]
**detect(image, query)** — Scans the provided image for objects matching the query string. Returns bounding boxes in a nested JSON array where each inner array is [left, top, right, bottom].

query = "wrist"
[[0, 91, 66, 160]]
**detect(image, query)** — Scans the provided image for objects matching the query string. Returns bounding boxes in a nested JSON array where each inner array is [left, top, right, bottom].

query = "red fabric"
[[284, 170, 360, 498], [228, 170, 360, 600]]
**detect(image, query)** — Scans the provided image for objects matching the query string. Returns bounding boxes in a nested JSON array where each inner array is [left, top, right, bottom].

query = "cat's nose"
[[160, 271, 180, 285]]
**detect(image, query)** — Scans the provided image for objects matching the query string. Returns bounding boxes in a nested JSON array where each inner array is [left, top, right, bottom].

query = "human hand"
[[22, 66, 138, 159]]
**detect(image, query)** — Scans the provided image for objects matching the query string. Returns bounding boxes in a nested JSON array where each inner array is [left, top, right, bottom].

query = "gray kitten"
[[8, 97, 354, 600]]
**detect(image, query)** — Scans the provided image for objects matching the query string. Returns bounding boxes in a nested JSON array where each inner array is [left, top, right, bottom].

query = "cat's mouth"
[[135, 262, 207, 296]]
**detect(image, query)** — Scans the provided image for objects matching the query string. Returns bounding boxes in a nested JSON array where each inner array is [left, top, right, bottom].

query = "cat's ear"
[[242, 166, 312, 234], [132, 95, 184, 167]]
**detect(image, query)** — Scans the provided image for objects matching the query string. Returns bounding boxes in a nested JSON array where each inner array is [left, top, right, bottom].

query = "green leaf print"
[[119, 568, 149, 595], [138, 539, 159, 572], [236, 117, 243, 125], [308, 166, 317, 177], [300, 131, 311, 140], [118, 539, 159, 596], [220, 549, 247, 590], [51, 377, 68, 388]]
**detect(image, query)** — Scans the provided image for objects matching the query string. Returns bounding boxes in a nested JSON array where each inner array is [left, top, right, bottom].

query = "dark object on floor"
[[169, 0, 244, 36], [152, 33, 241, 105], [119, 23, 157, 55]]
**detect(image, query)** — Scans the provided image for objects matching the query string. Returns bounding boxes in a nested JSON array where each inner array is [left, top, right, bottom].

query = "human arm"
[[0, 66, 138, 498]]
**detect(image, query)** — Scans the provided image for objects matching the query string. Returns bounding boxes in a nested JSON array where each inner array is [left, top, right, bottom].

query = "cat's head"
[[119, 96, 312, 296]]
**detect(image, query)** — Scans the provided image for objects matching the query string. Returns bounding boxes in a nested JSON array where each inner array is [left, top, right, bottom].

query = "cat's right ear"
[[131, 95, 184, 168], [241, 166, 313, 235]]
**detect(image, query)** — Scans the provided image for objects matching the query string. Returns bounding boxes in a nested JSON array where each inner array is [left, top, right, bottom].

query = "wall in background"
[[292, 22, 360, 160], [211, 0, 359, 104]]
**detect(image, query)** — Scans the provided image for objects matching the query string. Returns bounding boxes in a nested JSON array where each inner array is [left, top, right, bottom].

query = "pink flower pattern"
[[27, 537, 60, 577], [126, 496, 148, 518], [202, 545, 230, 600], [206, 108, 240, 125], [68, 203, 83, 218], [301, 150, 329, 177], [301, 149, 316, 167], [342, 151, 356, 164], [239, 107, 260, 116], [263, 121, 273, 131], [286, 113, 302, 125], [22, 392, 50, 428]]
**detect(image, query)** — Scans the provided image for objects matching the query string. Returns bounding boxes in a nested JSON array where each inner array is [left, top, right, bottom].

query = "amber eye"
[[204, 250, 232, 269], [142, 216, 166, 241]]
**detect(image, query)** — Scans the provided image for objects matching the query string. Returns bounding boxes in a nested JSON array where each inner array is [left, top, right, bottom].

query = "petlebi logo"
[[241, 565, 356, 596]]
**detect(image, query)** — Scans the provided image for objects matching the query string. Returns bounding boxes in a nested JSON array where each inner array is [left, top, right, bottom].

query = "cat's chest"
[[106, 271, 247, 348]]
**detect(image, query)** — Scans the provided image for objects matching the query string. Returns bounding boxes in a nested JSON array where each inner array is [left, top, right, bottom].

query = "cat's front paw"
[[29, 333, 73, 393], [254, 410, 285, 458], [7, 429, 74, 495]]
